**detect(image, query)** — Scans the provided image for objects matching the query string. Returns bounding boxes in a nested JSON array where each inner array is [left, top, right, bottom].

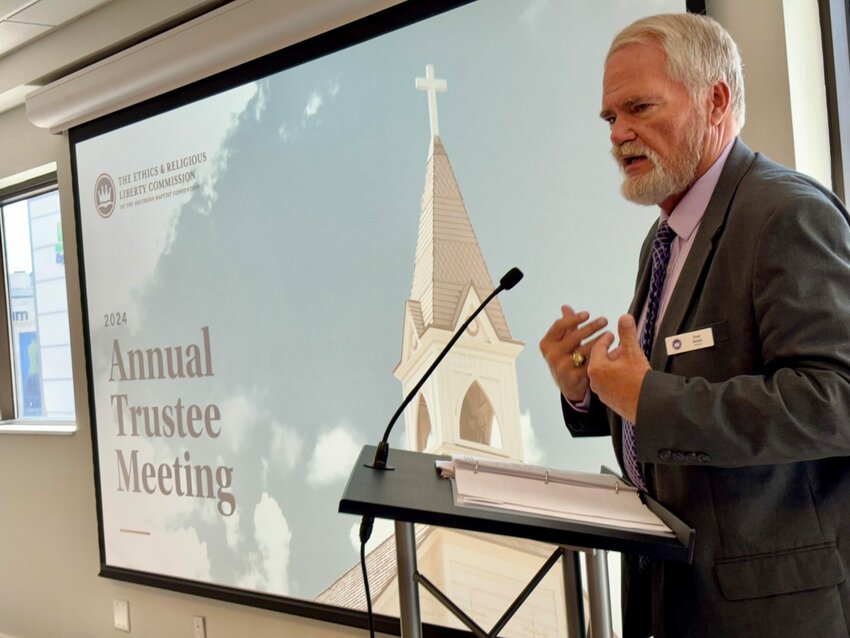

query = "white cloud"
[[520, 410, 543, 465], [216, 451, 243, 549], [304, 91, 323, 117], [237, 493, 292, 595], [197, 494, 219, 526], [114, 526, 212, 581], [280, 81, 340, 137], [218, 393, 259, 453], [254, 494, 291, 594], [169, 528, 213, 580], [270, 421, 303, 472], [223, 508, 242, 550], [306, 423, 362, 486], [520, 0, 551, 27], [349, 517, 395, 554], [254, 82, 268, 121], [193, 146, 230, 217]]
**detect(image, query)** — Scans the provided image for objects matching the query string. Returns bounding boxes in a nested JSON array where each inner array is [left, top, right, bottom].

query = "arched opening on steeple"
[[415, 395, 433, 452], [459, 381, 502, 448]]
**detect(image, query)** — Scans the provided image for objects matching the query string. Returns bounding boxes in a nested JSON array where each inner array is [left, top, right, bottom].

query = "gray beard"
[[616, 122, 704, 206]]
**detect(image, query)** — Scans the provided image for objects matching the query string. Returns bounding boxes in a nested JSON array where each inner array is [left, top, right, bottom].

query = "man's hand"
[[587, 314, 651, 423], [540, 305, 608, 402]]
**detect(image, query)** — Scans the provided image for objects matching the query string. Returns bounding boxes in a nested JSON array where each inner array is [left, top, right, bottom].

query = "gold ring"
[[571, 351, 587, 368]]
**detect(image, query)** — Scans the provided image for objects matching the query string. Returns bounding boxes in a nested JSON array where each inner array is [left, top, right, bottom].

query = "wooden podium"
[[339, 445, 694, 637]]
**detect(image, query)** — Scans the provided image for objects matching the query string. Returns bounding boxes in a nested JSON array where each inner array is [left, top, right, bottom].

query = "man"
[[540, 13, 850, 638]]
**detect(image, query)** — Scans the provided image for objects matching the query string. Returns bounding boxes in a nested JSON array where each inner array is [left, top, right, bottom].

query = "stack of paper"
[[436, 455, 673, 537]]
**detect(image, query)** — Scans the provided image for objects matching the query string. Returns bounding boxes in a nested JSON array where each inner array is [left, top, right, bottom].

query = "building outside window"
[[2, 182, 75, 423]]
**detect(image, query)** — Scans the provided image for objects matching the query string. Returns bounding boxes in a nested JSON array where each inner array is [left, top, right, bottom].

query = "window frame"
[[819, 0, 850, 201], [0, 170, 76, 434]]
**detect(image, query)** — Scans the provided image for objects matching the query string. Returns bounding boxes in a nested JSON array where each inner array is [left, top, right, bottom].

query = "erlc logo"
[[95, 173, 116, 218]]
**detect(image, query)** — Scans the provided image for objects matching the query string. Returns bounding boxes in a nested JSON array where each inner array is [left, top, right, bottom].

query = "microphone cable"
[[360, 516, 376, 638]]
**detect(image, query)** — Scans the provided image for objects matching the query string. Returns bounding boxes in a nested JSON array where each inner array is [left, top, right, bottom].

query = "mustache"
[[610, 142, 661, 165]]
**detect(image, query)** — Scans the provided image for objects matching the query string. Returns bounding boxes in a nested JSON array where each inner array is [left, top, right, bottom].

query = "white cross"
[[415, 64, 447, 137]]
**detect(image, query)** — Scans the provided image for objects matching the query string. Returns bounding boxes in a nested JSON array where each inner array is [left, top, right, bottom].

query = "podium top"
[[339, 445, 694, 563]]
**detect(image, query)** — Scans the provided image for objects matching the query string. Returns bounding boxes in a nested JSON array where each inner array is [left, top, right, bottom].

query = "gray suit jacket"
[[563, 139, 850, 637]]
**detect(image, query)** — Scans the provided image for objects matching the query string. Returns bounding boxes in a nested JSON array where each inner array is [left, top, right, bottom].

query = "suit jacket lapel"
[[629, 224, 656, 319], [650, 138, 757, 369]]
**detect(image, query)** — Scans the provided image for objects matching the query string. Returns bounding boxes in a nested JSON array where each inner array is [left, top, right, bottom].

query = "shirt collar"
[[661, 138, 736, 239]]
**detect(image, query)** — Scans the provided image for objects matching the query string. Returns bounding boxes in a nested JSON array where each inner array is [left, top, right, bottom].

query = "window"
[[459, 381, 502, 448], [0, 172, 76, 427]]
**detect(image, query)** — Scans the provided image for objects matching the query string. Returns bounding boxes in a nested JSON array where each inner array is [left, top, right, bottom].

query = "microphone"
[[358, 267, 523, 629], [368, 267, 524, 471]]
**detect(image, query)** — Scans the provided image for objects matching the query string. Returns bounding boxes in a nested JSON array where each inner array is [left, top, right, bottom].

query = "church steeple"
[[409, 135, 514, 342], [409, 64, 513, 344], [395, 65, 524, 461]]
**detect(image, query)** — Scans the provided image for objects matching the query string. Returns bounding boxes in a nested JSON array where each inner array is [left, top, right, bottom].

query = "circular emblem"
[[94, 173, 116, 218], [672, 338, 682, 350]]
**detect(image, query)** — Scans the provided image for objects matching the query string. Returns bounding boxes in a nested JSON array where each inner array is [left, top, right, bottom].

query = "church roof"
[[409, 135, 513, 341], [315, 525, 433, 610], [315, 525, 562, 611]]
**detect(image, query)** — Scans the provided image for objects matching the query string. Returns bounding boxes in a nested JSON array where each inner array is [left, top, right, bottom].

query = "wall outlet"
[[193, 615, 206, 638], [113, 599, 130, 632]]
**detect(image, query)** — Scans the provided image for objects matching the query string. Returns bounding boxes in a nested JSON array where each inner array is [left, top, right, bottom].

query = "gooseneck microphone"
[[368, 266, 524, 471], [358, 267, 523, 637]]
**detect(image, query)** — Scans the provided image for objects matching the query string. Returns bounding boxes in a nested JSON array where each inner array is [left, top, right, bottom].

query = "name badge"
[[665, 327, 714, 356]]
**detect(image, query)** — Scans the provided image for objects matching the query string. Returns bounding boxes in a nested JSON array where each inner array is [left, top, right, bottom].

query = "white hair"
[[608, 13, 745, 130]]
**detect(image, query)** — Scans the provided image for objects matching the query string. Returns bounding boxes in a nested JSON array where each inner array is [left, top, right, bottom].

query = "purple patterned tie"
[[623, 221, 676, 491]]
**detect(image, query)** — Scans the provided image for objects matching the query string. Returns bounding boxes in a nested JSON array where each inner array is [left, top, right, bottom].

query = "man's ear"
[[708, 81, 732, 125]]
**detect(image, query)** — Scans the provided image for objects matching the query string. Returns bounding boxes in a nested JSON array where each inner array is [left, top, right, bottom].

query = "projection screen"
[[71, 0, 688, 632]]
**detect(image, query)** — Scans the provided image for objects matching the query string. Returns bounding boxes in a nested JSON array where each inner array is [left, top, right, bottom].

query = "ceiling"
[[0, 0, 111, 57], [0, 0, 228, 115], [0, 0, 401, 120]]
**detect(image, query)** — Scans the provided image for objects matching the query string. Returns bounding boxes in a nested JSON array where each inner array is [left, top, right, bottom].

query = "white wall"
[[707, 0, 832, 188]]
